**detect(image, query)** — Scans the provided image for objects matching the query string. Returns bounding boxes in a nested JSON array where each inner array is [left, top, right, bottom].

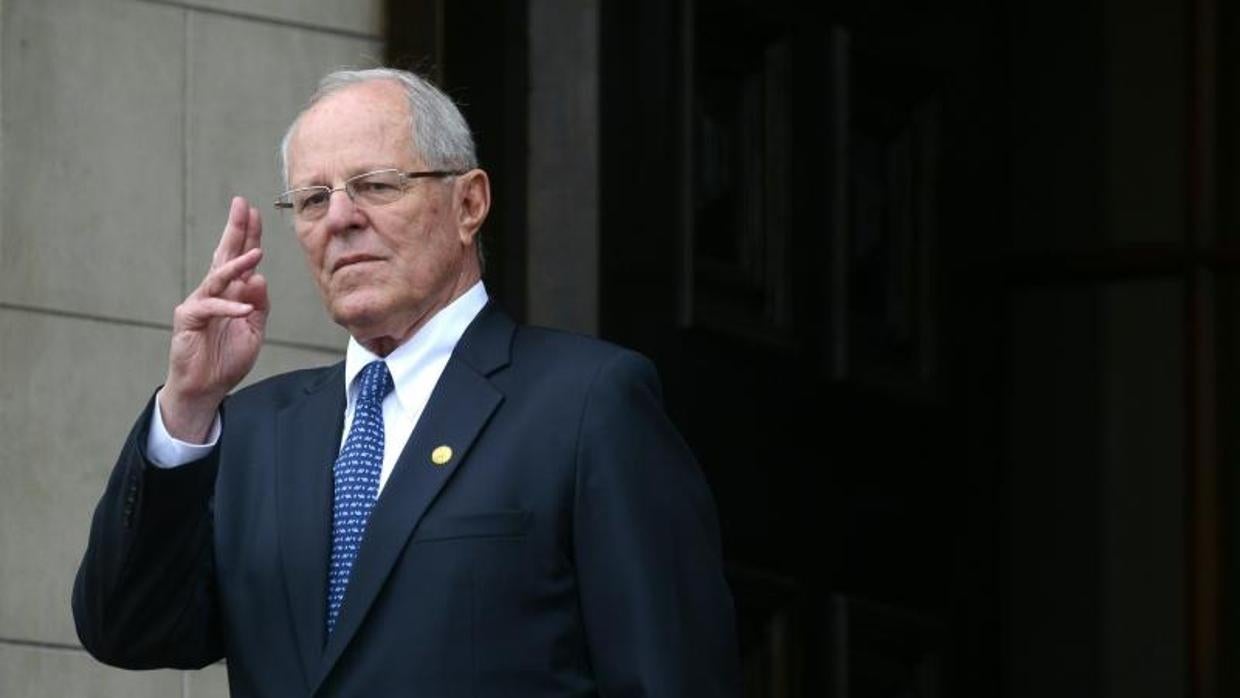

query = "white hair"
[[279, 67, 478, 187]]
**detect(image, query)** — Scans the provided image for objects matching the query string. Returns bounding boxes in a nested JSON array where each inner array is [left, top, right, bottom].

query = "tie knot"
[[356, 360, 393, 406]]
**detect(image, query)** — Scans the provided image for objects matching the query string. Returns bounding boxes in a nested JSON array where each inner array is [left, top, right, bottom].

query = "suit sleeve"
[[573, 351, 742, 697], [72, 392, 224, 670]]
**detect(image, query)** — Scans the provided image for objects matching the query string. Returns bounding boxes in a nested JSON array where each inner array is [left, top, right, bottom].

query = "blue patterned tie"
[[327, 360, 393, 635]]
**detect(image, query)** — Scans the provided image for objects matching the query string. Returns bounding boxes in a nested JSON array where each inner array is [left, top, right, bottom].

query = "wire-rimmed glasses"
[[275, 168, 462, 221]]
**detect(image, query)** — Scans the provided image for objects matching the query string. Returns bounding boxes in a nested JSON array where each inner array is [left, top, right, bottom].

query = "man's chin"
[[328, 297, 389, 336]]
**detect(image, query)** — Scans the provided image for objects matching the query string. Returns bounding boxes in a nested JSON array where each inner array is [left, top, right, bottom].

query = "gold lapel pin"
[[431, 445, 453, 466]]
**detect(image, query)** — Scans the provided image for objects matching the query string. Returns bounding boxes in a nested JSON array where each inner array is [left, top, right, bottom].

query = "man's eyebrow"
[[287, 172, 325, 189], [347, 165, 402, 178]]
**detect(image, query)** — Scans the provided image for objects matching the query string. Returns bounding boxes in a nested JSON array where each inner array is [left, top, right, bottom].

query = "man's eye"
[[356, 180, 398, 194], [297, 191, 329, 211]]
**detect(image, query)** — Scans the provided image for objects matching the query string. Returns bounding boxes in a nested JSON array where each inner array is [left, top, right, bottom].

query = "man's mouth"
[[332, 255, 382, 273]]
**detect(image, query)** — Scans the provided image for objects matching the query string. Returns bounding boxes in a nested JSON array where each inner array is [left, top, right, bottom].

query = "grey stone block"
[[186, 0, 383, 38], [527, 0, 599, 335], [0, 0, 184, 324], [185, 663, 230, 697], [0, 307, 337, 648], [0, 310, 169, 645], [0, 644, 182, 697], [185, 10, 381, 350], [248, 340, 339, 385]]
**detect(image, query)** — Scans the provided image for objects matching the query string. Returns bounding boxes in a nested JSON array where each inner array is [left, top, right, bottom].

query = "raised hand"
[[160, 196, 270, 442]]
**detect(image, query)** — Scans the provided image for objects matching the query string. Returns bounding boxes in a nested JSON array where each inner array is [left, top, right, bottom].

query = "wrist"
[[157, 385, 223, 444]]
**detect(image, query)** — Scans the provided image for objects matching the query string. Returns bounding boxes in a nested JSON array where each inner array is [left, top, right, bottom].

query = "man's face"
[[285, 80, 482, 347]]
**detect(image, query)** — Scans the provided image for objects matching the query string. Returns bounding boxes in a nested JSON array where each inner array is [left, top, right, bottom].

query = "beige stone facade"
[[0, 0, 382, 694]]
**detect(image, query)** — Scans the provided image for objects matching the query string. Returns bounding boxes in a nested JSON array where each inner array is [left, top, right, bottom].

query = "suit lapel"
[[315, 304, 513, 687], [317, 360, 502, 681], [275, 364, 345, 690]]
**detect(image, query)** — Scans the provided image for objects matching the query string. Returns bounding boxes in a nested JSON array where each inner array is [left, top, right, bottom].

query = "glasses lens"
[[287, 188, 331, 220], [348, 171, 406, 206]]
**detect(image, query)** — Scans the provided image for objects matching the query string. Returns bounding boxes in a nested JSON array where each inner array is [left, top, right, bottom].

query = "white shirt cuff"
[[146, 388, 221, 468]]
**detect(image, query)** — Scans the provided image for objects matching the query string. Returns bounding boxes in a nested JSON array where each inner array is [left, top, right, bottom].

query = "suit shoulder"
[[502, 325, 664, 408], [511, 325, 652, 374]]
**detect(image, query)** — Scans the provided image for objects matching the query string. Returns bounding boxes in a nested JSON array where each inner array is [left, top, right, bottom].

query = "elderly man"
[[73, 68, 739, 696]]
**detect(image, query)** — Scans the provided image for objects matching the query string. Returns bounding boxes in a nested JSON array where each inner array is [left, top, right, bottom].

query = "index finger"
[[211, 196, 251, 269]]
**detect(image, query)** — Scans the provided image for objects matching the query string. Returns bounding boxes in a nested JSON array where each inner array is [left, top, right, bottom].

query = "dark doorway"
[[598, 1, 1004, 695], [389, 0, 1223, 695]]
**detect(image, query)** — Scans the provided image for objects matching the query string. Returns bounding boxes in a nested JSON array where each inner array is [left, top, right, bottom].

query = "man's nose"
[[322, 188, 365, 232]]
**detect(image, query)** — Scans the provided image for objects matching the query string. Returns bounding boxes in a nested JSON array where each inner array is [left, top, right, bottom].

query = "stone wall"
[[0, 0, 382, 694]]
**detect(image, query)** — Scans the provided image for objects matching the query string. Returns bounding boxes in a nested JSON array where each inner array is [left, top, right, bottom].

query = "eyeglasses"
[[274, 168, 463, 221]]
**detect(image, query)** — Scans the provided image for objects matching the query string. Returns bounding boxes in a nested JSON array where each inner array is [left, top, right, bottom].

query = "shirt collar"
[[343, 281, 489, 409]]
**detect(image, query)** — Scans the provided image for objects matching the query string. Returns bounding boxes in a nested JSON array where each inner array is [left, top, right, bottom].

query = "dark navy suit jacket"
[[73, 304, 741, 697]]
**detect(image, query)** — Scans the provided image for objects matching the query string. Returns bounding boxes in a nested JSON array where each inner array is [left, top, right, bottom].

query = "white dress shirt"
[[148, 282, 489, 495]]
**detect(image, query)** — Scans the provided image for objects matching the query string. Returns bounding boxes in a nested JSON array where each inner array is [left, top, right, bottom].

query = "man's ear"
[[455, 169, 491, 244]]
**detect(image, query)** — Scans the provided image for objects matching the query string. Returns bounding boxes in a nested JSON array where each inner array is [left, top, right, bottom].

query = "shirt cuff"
[[146, 388, 221, 468]]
